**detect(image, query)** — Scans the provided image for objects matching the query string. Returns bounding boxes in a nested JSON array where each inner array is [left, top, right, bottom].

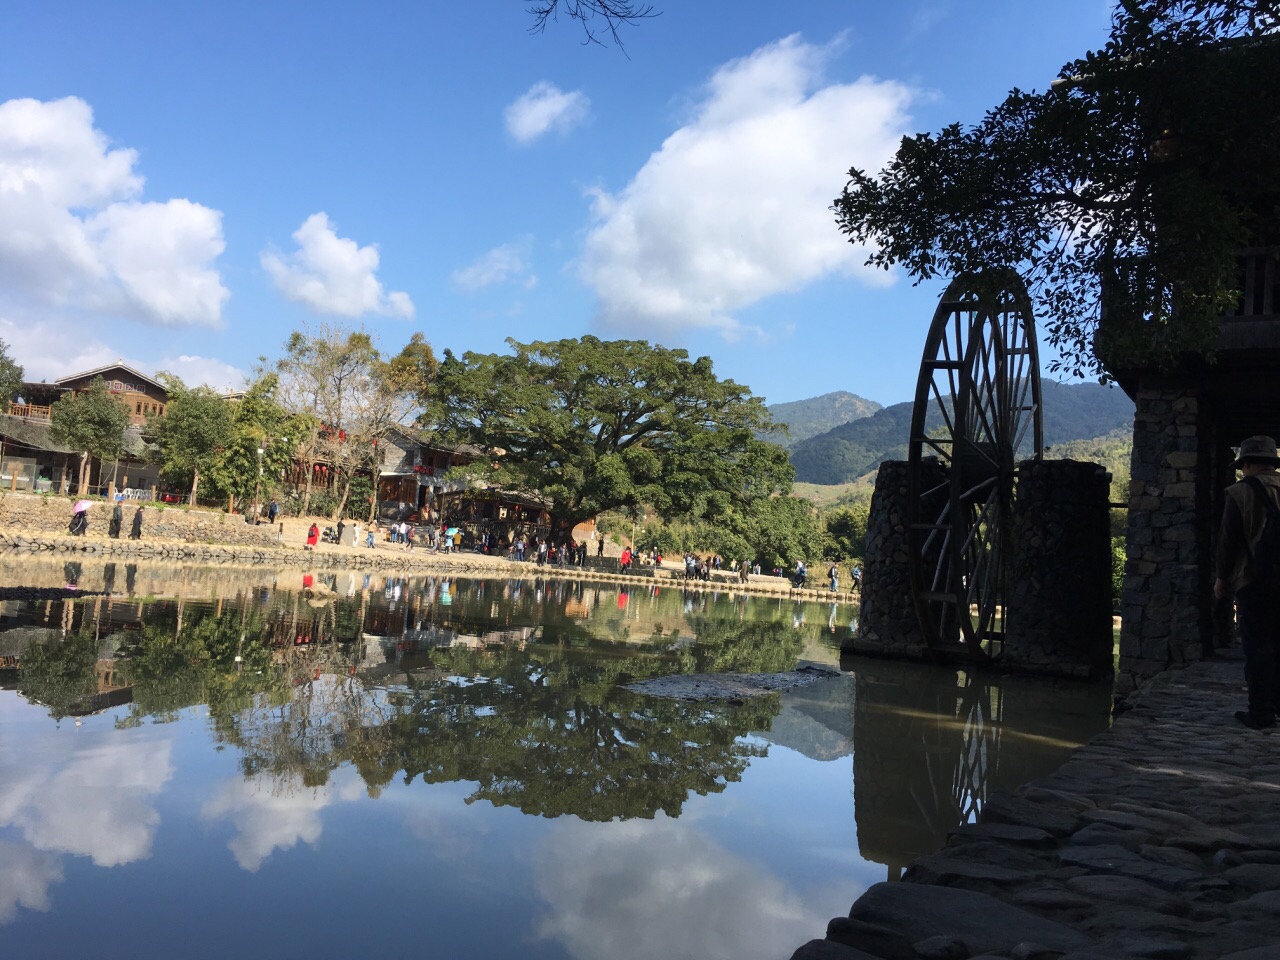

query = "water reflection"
[[0, 559, 1112, 958], [851, 660, 1112, 879]]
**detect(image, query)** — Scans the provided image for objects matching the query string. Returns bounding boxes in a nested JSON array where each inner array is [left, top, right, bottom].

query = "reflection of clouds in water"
[[0, 741, 173, 866], [533, 817, 821, 960], [202, 770, 363, 872], [401, 791, 485, 864], [0, 841, 62, 922]]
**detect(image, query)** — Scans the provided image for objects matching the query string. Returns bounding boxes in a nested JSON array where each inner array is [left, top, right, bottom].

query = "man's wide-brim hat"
[[1233, 435, 1280, 468]]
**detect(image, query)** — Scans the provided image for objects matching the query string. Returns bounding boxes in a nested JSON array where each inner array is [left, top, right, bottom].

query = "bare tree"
[[527, 0, 657, 48]]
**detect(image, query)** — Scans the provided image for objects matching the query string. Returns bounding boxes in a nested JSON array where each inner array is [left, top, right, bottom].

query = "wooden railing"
[[8, 402, 51, 420]]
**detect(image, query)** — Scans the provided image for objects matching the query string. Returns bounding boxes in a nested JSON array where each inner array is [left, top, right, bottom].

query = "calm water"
[[0, 560, 1112, 960]]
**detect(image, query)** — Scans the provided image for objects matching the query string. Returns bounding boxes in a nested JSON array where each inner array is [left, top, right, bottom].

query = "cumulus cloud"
[[452, 242, 537, 292], [0, 96, 228, 327], [0, 740, 173, 867], [202, 769, 364, 872], [0, 842, 62, 923], [505, 82, 590, 144], [533, 817, 823, 960], [579, 35, 913, 338], [262, 213, 415, 319]]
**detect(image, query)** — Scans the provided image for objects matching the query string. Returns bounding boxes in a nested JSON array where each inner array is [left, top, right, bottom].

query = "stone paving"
[[794, 651, 1280, 960]]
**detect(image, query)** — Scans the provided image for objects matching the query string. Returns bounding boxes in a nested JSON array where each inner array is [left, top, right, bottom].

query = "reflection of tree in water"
[[217, 640, 779, 820], [852, 660, 1112, 880], [15, 575, 799, 820]]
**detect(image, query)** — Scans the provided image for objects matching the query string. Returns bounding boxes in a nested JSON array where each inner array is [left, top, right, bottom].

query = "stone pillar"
[[847, 460, 947, 659], [1003, 459, 1114, 678], [1116, 384, 1204, 696]]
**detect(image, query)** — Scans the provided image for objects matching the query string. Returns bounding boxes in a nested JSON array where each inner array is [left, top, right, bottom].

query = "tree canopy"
[[421, 336, 793, 535], [49, 377, 130, 493], [835, 0, 1280, 378], [0, 338, 24, 405], [148, 377, 233, 505]]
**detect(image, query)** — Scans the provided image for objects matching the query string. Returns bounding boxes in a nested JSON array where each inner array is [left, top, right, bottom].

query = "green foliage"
[[0, 338, 24, 404], [1111, 536, 1127, 608], [148, 378, 233, 503], [204, 375, 294, 509], [825, 501, 870, 560], [422, 336, 793, 534], [49, 376, 130, 490], [835, 0, 1280, 378]]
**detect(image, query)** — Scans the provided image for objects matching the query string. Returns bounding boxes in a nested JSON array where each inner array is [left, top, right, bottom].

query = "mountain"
[[766, 391, 881, 448], [789, 380, 1135, 485]]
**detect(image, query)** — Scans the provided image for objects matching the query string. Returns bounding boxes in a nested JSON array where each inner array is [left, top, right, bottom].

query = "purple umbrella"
[[73, 500, 92, 513]]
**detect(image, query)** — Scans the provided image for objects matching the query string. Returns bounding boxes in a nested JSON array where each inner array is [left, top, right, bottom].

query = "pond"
[[0, 560, 1113, 960]]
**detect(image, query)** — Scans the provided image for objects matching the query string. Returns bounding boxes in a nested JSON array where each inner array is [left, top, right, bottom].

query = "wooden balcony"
[[8, 402, 51, 421]]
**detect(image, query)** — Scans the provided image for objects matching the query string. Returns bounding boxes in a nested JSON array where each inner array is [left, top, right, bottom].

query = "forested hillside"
[[789, 380, 1134, 485], [765, 391, 880, 447]]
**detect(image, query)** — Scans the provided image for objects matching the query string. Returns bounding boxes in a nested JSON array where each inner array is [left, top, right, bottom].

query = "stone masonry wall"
[[1004, 459, 1114, 679], [0, 492, 281, 548], [1116, 384, 1204, 696], [847, 460, 946, 659]]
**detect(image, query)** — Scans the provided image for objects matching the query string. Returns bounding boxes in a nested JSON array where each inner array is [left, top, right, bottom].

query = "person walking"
[[267, 499, 279, 523], [828, 563, 840, 592], [109, 499, 123, 538], [130, 505, 144, 540], [1215, 436, 1280, 729], [306, 522, 319, 550]]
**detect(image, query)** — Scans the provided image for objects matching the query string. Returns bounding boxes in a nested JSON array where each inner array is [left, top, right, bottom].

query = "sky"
[[0, 0, 1116, 407]]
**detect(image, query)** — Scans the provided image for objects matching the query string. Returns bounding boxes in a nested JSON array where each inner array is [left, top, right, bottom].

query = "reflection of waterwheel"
[[907, 271, 1042, 657]]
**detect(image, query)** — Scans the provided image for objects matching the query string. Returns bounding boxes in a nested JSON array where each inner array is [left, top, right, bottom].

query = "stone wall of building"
[[1004, 459, 1114, 678], [1116, 385, 1206, 696]]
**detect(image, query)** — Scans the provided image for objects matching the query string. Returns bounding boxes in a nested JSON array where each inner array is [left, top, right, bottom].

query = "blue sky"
[[0, 0, 1113, 406]]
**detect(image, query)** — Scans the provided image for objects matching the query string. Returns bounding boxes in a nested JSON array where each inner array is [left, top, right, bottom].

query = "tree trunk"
[[302, 458, 315, 515], [77, 453, 90, 495], [189, 467, 200, 506], [334, 473, 352, 520]]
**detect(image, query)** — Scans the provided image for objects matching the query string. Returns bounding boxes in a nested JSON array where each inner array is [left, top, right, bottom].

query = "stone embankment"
[[0, 492, 855, 602], [794, 653, 1280, 960]]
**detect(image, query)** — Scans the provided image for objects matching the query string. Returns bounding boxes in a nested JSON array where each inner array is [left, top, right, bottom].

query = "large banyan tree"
[[835, 0, 1280, 379]]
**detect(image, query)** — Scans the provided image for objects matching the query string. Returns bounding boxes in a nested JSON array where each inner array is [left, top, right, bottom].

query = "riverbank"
[[794, 649, 1279, 960], [0, 525, 859, 603]]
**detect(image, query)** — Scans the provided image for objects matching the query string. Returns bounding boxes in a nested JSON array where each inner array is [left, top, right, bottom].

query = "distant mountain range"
[[784, 380, 1135, 485], [764, 391, 881, 448]]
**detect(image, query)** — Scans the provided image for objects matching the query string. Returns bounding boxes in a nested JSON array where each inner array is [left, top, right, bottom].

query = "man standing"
[[1215, 436, 1280, 729]]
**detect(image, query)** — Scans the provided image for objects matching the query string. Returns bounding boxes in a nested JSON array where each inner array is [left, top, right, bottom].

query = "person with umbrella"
[[68, 499, 91, 536]]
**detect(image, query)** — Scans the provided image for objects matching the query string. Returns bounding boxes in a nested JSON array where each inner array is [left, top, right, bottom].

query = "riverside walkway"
[[794, 649, 1280, 960]]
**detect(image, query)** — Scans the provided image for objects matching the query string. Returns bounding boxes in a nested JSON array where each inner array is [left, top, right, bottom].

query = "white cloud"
[[262, 213, 415, 319], [0, 842, 62, 923], [0, 740, 173, 867], [202, 769, 363, 872], [505, 82, 590, 144], [161, 354, 247, 393], [534, 817, 823, 960], [579, 35, 913, 338], [452, 242, 537, 292], [0, 96, 228, 328]]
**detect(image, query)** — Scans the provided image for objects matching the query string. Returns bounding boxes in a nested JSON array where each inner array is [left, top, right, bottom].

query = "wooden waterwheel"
[[906, 271, 1043, 657]]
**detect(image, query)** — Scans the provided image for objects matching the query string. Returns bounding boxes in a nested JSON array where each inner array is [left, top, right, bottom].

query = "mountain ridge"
[[786, 380, 1134, 485]]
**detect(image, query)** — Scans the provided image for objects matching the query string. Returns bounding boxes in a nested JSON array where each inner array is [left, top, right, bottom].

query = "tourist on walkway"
[[619, 546, 632, 573], [306, 523, 319, 550], [366, 523, 377, 548], [267, 499, 279, 523], [109, 499, 123, 538], [828, 564, 840, 592], [130, 505, 143, 540], [1215, 435, 1280, 729]]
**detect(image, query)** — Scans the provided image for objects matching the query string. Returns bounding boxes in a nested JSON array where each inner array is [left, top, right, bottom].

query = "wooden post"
[[9, 465, 16, 492], [107, 482, 116, 501]]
